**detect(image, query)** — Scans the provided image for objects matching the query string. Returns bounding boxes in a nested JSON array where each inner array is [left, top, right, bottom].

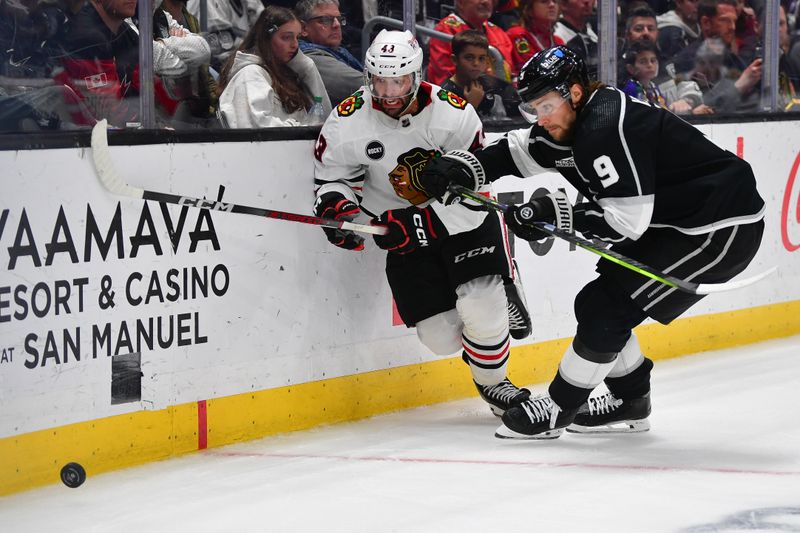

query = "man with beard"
[[313, 30, 534, 417], [415, 46, 765, 439]]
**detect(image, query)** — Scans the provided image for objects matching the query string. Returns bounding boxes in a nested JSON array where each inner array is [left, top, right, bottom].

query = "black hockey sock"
[[605, 357, 654, 400], [548, 371, 593, 410]]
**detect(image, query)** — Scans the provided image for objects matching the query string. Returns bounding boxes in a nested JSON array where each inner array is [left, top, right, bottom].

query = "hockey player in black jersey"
[[416, 46, 765, 439]]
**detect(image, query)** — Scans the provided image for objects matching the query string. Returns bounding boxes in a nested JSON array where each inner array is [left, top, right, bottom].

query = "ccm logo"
[[412, 213, 429, 246], [454, 246, 496, 263], [178, 197, 234, 212]]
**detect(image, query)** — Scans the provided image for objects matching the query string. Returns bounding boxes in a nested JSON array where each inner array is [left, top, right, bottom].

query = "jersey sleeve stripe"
[[506, 129, 551, 176], [597, 194, 654, 239], [617, 91, 643, 196]]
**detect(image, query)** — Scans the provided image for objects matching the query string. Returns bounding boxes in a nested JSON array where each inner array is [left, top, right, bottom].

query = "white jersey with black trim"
[[313, 82, 489, 235]]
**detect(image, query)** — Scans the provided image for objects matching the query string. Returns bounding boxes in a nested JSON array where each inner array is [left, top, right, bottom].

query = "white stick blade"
[[91, 119, 144, 199], [695, 266, 778, 294], [340, 221, 388, 236]]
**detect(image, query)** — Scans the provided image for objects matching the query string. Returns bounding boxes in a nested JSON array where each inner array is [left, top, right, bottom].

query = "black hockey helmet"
[[517, 46, 588, 102]]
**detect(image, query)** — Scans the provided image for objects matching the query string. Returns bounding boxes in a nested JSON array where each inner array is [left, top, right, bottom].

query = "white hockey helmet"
[[364, 29, 423, 101]]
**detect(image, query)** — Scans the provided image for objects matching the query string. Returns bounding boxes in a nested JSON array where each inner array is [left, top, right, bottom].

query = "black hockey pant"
[[549, 276, 654, 409]]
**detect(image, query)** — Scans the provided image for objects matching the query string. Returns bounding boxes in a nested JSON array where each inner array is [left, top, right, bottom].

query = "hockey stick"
[[90, 120, 387, 236], [449, 184, 775, 295]]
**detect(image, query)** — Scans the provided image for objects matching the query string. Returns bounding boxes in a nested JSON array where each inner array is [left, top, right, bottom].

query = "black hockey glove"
[[505, 191, 572, 242], [314, 192, 364, 251], [573, 202, 627, 243], [372, 206, 448, 255], [414, 150, 486, 201]]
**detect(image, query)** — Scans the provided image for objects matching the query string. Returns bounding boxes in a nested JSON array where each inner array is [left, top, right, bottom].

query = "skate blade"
[[566, 418, 650, 434], [495, 424, 564, 440]]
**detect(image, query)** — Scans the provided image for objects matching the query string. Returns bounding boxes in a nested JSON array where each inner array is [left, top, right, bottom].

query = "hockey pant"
[[548, 276, 654, 409], [416, 274, 510, 386]]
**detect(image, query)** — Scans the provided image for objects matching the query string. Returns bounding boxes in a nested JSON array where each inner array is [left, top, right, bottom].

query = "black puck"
[[60, 462, 86, 488]]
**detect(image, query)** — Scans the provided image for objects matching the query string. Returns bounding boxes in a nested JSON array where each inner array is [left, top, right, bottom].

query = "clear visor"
[[367, 73, 419, 101], [518, 92, 569, 124]]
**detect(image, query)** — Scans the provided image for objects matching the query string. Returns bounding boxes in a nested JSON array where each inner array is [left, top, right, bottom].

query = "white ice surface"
[[2, 336, 799, 533]]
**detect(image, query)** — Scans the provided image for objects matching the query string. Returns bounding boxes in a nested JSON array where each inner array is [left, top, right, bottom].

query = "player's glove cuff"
[[505, 191, 572, 242], [414, 150, 487, 202], [372, 206, 447, 255], [573, 203, 627, 243], [314, 192, 364, 251]]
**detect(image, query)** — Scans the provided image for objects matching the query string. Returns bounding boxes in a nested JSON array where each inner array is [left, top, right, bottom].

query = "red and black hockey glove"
[[314, 192, 364, 251], [372, 206, 447, 255], [505, 191, 572, 242]]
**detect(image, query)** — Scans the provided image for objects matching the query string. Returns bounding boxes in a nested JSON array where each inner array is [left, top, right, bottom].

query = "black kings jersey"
[[477, 87, 765, 242]]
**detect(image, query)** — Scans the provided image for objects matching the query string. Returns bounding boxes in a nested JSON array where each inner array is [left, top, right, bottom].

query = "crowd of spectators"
[[1, 0, 799, 132]]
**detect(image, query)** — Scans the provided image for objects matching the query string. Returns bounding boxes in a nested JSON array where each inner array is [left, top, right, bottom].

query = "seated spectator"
[[673, 0, 764, 113], [491, 0, 521, 30], [218, 6, 332, 128], [733, 0, 758, 60], [779, 4, 800, 110], [295, 0, 363, 105], [151, 2, 214, 123], [690, 37, 761, 112], [440, 29, 520, 118], [187, 0, 263, 71], [60, 0, 182, 125], [553, 0, 598, 78], [674, 0, 748, 73], [0, 0, 69, 79], [507, 0, 564, 76], [657, 0, 702, 62], [160, 0, 218, 118], [621, 5, 711, 114], [620, 40, 668, 106], [428, 0, 514, 85]]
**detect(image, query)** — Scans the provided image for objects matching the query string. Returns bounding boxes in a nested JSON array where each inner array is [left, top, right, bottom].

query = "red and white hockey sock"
[[462, 332, 510, 386]]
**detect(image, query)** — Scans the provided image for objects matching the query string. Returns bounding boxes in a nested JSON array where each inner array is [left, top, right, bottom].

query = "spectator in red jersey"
[[428, 0, 514, 85], [507, 0, 564, 76]]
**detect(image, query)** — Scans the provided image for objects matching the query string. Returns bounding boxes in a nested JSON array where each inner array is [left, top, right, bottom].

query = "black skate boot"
[[495, 395, 578, 439], [505, 262, 532, 340], [474, 379, 531, 416], [566, 392, 651, 434]]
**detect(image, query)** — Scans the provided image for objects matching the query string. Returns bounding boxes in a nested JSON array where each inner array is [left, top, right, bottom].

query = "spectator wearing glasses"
[[295, 0, 363, 105], [218, 6, 331, 127]]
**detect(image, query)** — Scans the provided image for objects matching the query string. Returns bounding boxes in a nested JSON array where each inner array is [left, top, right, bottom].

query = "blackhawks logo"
[[514, 37, 530, 55], [388, 147, 440, 205], [337, 90, 365, 117], [437, 89, 467, 110], [443, 15, 462, 28]]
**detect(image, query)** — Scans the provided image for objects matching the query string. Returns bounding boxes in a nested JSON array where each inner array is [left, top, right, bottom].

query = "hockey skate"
[[474, 379, 531, 416], [566, 392, 651, 434], [495, 395, 578, 439], [505, 261, 532, 340]]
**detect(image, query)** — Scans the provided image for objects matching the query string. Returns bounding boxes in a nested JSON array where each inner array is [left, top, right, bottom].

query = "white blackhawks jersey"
[[313, 82, 490, 235]]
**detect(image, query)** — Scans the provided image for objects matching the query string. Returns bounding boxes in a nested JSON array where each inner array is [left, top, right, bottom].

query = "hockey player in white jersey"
[[313, 29, 531, 415]]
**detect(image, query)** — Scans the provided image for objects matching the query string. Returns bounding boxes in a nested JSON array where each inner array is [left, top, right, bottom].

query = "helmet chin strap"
[[396, 90, 419, 118]]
